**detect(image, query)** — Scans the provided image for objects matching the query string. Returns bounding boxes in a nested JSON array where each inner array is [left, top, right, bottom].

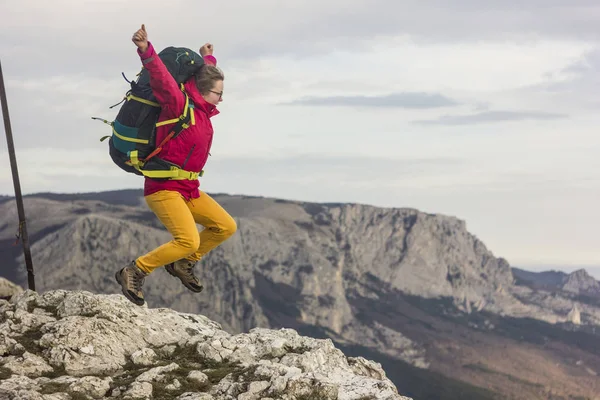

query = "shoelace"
[[128, 269, 145, 292], [180, 262, 199, 282]]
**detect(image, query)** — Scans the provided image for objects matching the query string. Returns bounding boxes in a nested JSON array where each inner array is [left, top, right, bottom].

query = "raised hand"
[[132, 24, 148, 53], [200, 43, 213, 57]]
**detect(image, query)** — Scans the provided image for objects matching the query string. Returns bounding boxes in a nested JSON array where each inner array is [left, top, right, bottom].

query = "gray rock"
[[0, 335, 23, 357], [124, 381, 153, 399], [238, 381, 270, 400], [165, 378, 182, 391], [41, 394, 71, 400], [188, 370, 209, 384], [177, 393, 214, 400], [0, 277, 23, 300], [135, 363, 179, 383], [0, 289, 411, 400], [0, 375, 39, 392], [70, 376, 112, 399], [130, 348, 157, 366], [8, 390, 45, 400], [3, 352, 54, 377]]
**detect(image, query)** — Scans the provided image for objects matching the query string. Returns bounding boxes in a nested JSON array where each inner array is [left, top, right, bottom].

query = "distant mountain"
[[512, 267, 566, 287], [513, 267, 600, 298], [562, 269, 600, 296], [0, 189, 145, 207], [2, 190, 600, 400]]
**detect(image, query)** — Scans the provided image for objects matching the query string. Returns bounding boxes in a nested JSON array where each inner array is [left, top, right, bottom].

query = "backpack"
[[93, 46, 205, 180]]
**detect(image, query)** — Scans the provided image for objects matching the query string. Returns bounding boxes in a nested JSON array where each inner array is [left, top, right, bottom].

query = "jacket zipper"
[[181, 144, 195, 169]]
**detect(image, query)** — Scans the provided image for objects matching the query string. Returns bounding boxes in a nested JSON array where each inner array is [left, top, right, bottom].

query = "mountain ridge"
[[2, 190, 600, 400]]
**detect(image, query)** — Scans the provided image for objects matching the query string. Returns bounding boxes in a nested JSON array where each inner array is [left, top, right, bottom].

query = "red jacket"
[[137, 42, 220, 200]]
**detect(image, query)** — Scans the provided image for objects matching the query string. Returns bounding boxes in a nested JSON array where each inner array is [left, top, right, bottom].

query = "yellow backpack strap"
[[135, 165, 202, 180], [156, 117, 182, 127], [129, 150, 142, 168], [127, 94, 160, 107], [130, 147, 203, 180], [155, 85, 195, 128]]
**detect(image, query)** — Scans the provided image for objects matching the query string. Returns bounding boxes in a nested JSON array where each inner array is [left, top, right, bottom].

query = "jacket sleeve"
[[203, 55, 217, 66], [137, 42, 185, 118]]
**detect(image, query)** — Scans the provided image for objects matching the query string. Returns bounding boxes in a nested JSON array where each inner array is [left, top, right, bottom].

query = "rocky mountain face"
[[0, 289, 410, 399], [2, 191, 600, 400], [562, 269, 600, 296]]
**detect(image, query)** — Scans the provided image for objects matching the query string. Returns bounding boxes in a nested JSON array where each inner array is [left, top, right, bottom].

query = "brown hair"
[[195, 65, 224, 95]]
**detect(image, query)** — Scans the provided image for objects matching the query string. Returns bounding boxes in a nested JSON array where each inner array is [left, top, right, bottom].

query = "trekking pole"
[[0, 59, 36, 292]]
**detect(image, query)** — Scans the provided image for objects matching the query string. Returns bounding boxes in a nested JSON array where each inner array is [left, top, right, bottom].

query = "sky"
[[1, 0, 599, 279]]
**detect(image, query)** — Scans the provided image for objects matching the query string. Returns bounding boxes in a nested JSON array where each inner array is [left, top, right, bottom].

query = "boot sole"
[[115, 269, 145, 306], [165, 265, 204, 293]]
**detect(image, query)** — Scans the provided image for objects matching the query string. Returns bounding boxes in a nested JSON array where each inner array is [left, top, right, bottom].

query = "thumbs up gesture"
[[132, 24, 148, 53]]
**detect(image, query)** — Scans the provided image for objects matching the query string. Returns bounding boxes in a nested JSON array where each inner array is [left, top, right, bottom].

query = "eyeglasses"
[[209, 90, 223, 99]]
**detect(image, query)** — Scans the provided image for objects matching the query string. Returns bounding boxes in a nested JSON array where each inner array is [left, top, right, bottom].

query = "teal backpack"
[[93, 46, 205, 180]]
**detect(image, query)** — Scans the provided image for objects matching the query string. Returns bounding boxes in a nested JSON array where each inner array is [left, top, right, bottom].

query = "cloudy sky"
[[1, 0, 599, 278]]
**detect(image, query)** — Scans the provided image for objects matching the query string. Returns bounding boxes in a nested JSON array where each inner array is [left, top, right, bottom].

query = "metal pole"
[[0, 59, 35, 291]]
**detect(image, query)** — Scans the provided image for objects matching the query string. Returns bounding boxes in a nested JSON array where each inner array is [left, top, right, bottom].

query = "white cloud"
[[413, 110, 568, 125]]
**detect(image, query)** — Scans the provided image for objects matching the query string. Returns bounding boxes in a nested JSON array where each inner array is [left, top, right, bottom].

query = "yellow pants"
[[136, 190, 237, 274]]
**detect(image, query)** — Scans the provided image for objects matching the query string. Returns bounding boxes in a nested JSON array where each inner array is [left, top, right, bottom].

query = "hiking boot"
[[115, 261, 147, 306], [165, 259, 203, 293]]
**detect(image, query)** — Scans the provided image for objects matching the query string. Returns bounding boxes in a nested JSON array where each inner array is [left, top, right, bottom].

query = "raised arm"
[[199, 43, 217, 66], [132, 24, 184, 117]]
